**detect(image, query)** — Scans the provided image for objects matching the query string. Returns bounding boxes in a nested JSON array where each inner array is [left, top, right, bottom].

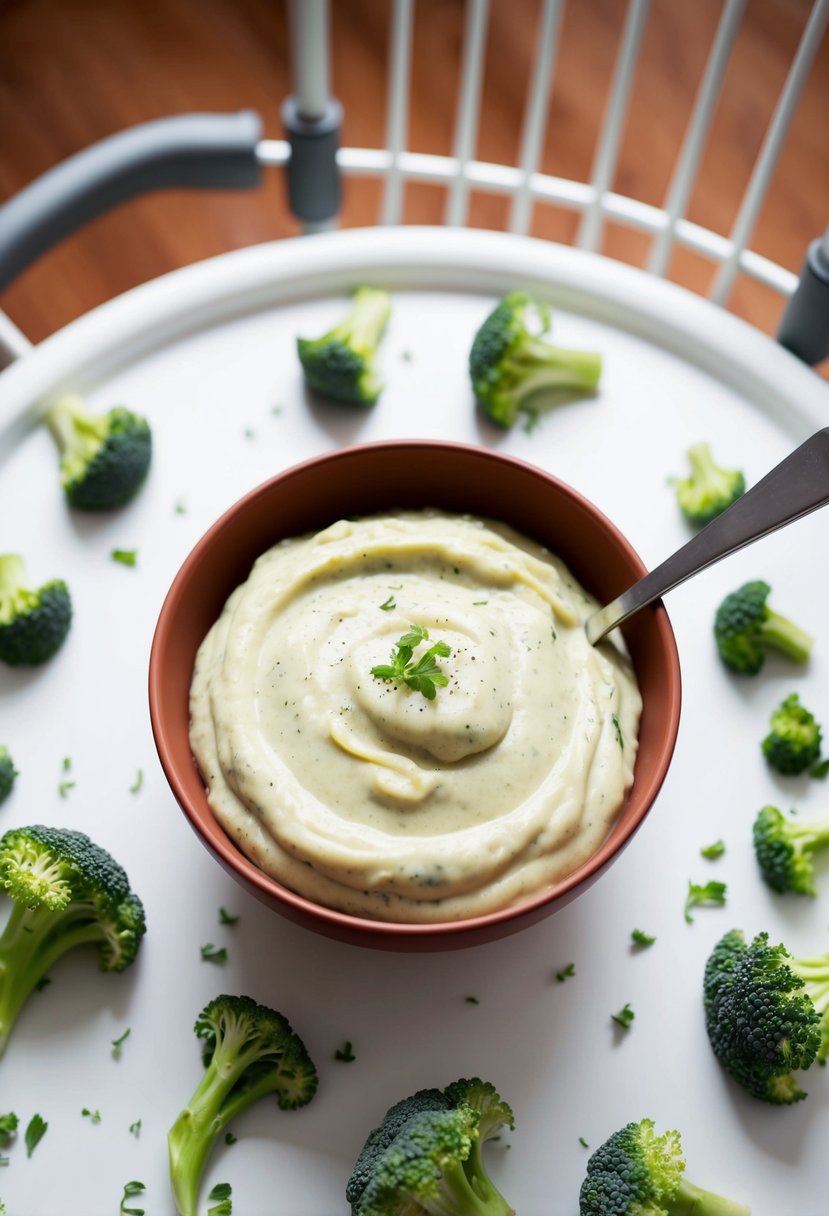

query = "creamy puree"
[[189, 512, 642, 922]]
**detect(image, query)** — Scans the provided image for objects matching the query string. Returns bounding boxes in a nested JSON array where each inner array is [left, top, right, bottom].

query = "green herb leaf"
[[0, 1113, 18, 1143], [81, 1107, 102, 1123], [379, 595, 396, 611], [111, 1027, 131, 1058], [129, 769, 143, 794], [174, 497, 187, 515], [200, 943, 228, 964], [631, 928, 656, 947], [370, 624, 452, 701], [129, 1119, 142, 1137], [579, 1136, 589, 1148], [58, 779, 75, 798], [555, 962, 576, 982], [208, 1182, 233, 1215], [34, 976, 51, 992], [218, 906, 239, 926], [111, 548, 138, 567], [335, 1040, 356, 1062], [700, 838, 725, 860], [684, 879, 727, 924], [811, 758, 829, 779], [611, 1003, 635, 1030], [464, 995, 480, 1005], [24, 1113, 47, 1157], [119, 1180, 146, 1215], [611, 713, 624, 748], [224, 1131, 238, 1145]]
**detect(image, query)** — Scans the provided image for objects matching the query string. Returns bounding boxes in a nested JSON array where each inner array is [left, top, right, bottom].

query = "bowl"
[[149, 440, 681, 951]]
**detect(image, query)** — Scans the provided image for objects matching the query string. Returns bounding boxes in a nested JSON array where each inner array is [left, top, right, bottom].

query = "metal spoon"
[[585, 427, 829, 645]]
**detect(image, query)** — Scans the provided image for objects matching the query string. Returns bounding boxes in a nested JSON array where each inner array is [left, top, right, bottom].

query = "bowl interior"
[[149, 441, 680, 949]]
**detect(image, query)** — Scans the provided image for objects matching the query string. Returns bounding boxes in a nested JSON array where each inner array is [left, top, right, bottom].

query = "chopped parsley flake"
[[111, 548, 138, 567], [200, 943, 228, 964], [611, 1003, 635, 1030], [218, 906, 239, 926], [555, 963, 576, 982], [112, 1027, 131, 1058], [631, 929, 656, 947], [119, 1180, 146, 1215], [24, 1113, 47, 1157], [334, 1040, 356, 1062], [700, 839, 725, 860], [684, 879, 727, 924]]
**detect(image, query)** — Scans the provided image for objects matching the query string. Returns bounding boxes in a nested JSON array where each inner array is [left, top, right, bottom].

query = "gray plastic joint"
[[281, 96, 342, 225], [777, 233, 829, 366]]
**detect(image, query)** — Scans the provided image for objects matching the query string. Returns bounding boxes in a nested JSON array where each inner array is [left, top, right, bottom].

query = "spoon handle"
[[586, 427, 829, 645]]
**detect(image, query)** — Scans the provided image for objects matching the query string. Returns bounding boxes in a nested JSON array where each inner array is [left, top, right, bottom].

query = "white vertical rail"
[[711, 0, 829, 305], [444, 0, 490, 228], [0, 310, 31, 373], [648, 0, 745, 277], [381, 0, 415, 226], [508, 0, 564, 236], [577, 0, 650, 252], [287, 0, 330, 120]]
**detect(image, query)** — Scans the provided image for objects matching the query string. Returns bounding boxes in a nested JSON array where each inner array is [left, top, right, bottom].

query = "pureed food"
[[189, 512, 642, 922]]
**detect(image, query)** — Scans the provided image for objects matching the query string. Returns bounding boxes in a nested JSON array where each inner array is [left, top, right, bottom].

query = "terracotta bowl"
[[149, 441, 681, 951]]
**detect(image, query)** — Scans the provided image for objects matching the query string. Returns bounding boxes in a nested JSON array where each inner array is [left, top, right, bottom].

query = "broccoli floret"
[[674, 442, 745, 526], [580, 1118, 749, 1215], [348, 1076, 514, 1216], [468, 291, 602, 429], [761, 693, 822, 775], [168, 994, 317, 1216], [0, 748, 16, 806], [0, 825, 145, 1057], [713, 580, 812, 674], [753, 804, 829, 895], [297, 287, 391, 405], [0, 554, 72, 667], [703, 929, 829, 1104], [46, 393, 152, 510]]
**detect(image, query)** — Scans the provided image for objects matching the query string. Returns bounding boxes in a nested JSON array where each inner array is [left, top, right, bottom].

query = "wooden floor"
[[0, 0, 826, 358]]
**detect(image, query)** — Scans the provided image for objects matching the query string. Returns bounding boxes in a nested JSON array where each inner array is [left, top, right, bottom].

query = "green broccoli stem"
[[425, 1156, 514, 1216], [0, 555, 25, 598], [168, 1036, 271, 1216], [759, 611, 813, 663], [463, 1140, 515, 1215], [338, 288, 391, 353], [785, 817, 829, 853], [0, 900, 107, 1055], [506, 342, 602, 405], [669, 1179, 750, 1215], [45, 396, 107, 467]]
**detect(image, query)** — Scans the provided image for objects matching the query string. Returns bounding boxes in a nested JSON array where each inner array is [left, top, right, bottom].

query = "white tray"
[[0, 227, 827, 1216]]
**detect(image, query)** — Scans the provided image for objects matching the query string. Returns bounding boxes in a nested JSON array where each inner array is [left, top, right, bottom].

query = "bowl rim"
[[149, 438, 682, 942]]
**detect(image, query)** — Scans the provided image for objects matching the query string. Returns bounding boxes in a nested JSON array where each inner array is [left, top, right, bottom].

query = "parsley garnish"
[[200, 943, 228, 964], [129, 769, 143, 794], [370, 624, 451, 700], [631, 928, 656, 947], [82, 1107, 102, 1122], [218, 906, 239, 926], [0, 1113, 18, 1142], [335, 1040, 356, 1062], [379, 595, 396, 611], [464, 996, 480, 1005], [611, 1003, 635, 1030], [579, 1136, 589, 1148], [111, 548, 138, 567], [129, 1119, 142, 1137], [207, 1182, 232, 1215], [811, 758, 829, 779], [119, 1180, 146, 1215], [611, 713, 624, 748], [700, 839, 725, 860], [224, 1131, 238, 1145], [24, 1112, 47, 1157], [59, 779, 75, 798], [555, 963, 576, 982], [684, 879, 727, 924], [112, 1027, 131, 1058]]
